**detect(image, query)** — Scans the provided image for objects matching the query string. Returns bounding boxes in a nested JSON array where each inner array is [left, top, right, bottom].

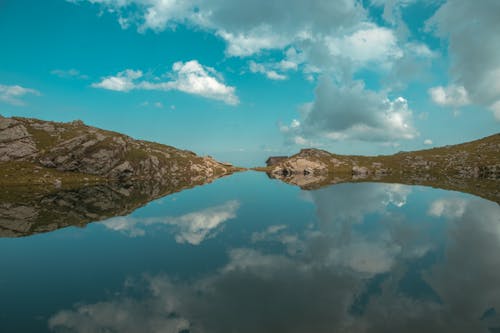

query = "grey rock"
[[0, 124, 31, 143], [0, 138, 38, 161], [352, 166, 370, 175]]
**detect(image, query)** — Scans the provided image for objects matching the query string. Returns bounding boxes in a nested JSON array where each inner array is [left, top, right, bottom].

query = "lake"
[[1, 171, 500, 332]]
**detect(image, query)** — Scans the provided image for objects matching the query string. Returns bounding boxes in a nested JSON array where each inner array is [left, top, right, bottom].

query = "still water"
[[1, 171, 500, 332]]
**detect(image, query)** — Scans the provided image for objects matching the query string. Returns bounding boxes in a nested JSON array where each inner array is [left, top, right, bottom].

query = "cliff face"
[[0, 115, 236, 183]]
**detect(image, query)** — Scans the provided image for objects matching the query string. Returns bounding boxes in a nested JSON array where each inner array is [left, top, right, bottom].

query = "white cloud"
[[325, 24, 402, 67], [195, 0, 369, 59], [406, 42, 436, 58], [138, 0, 193, 33], [73, 0, 437, 138], [279, 60, 298, 71], [427, 0, 500, 120], [92, 69, 143, 92], [265, 71, 287, 81], [428, 85, 470, 108], [282, 78, 418, 144], [144, 60, 239, 105], [68, 0, 439, 94], [249, 61, 287, 80], [423, 139, 433, 145], [68, 0, 406, 71], [217, 27, 291, 57], [92, 60, 239, 105], [0, 84, 40, 106], [103, 200, 240, 245]]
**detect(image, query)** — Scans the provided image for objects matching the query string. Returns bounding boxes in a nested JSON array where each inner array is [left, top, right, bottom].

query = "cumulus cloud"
[[204, 0, 368, 57], [70, 0, 443, 146], [282, 78, 418, 144], [428, 85, 470, 108], [424, 139, 433, 145], [142, 60, 239, 105], [0, 84, 40, 106], [103, 200, 240, 244], [68, 0, 417, 72], [324, 24, 402, 67], [217, 27, 291, 57], [92, 60, 238, 105], [71, 0, 439, 140], [427, 0, 500, 120], [92, 69, 142, 92]]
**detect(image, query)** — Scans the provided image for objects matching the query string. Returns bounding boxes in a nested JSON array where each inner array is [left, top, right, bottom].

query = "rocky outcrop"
[[0, 117, 38, 161], [267, 134, 500, 180], [0, 115, 237, 183], [265, 156, 288, 167]]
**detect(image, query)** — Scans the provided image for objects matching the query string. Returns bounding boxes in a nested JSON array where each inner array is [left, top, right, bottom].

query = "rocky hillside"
[[263, 134, 500, 203], [0, 115, 237, 185], [266, 133, 500, 179]]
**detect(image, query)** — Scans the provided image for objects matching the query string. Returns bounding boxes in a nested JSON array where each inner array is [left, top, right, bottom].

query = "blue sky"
[[0, 0, 499, 166]]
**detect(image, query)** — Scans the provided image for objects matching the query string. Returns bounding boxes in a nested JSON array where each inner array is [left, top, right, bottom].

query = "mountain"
[[263, 134, 500, 203], [0, 115, 238, 187]]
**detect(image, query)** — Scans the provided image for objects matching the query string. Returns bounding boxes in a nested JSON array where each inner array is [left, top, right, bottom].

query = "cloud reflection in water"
[[49, 184, 500, 332]]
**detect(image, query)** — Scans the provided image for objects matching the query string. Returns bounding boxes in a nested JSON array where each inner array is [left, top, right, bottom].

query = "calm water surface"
[[1, 171, 500, 332]]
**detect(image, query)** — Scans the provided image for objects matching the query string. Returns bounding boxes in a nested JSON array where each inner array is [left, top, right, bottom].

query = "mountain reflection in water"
[[0, 172, 499, 332], [0, 175, 226, 237]]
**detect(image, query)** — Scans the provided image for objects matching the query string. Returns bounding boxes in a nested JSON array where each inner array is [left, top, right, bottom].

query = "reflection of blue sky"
[[46, 178, 500, 333]]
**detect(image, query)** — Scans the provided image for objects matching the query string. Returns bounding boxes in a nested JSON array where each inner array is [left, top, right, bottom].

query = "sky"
[[0, 0, 499, 166]]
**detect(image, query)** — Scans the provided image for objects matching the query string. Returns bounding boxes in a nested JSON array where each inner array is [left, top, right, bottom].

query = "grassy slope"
[[21, 117, 208, 171], [0, 161, 104, 186], [262, 133, 500, 176], [1, 117, 236, 185]]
